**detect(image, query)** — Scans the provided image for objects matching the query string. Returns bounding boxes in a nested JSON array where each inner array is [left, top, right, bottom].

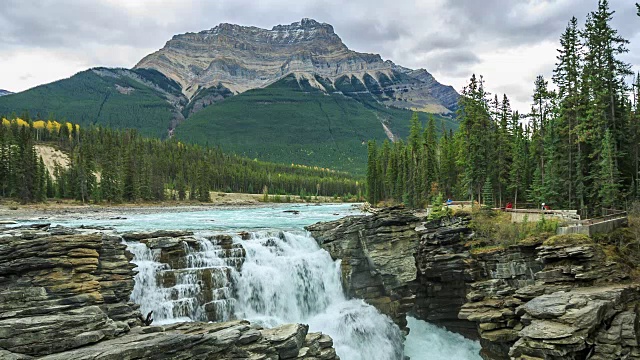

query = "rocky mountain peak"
[[272, 18, 333, 32], [135, 19, 459, 113]]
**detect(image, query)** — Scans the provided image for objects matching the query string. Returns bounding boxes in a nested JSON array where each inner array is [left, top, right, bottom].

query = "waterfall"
[[127, 236, 240, 324], [127, 230, 404, 359], [236, 231, 404, 360]]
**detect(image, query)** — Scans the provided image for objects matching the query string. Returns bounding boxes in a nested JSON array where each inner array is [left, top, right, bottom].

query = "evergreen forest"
[[0, 117, 362, 204], [367, 0, 640, 217]]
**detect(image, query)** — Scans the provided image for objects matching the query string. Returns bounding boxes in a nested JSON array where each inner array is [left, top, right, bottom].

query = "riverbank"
[[0, 192, 358, 221]]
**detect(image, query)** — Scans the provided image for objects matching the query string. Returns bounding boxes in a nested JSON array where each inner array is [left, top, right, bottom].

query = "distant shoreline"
[[0, 193, 356, 221]]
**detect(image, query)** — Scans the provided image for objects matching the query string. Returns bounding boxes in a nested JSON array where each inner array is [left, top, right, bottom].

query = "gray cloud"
[[420, 50, 482, 77]]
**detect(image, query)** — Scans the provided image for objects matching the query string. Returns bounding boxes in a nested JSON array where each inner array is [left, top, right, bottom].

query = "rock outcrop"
[[308, 207, 640, 359], [306, 206, 421, 331], [39, 321, 337, 360], [0, 224, 338, 359], [459, 235, 640, 359], [136, 18, 459, 114], [0, 224, 139, 357]]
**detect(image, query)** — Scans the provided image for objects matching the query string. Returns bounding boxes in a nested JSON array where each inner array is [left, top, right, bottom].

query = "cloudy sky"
[[1, 0, 639, 111]]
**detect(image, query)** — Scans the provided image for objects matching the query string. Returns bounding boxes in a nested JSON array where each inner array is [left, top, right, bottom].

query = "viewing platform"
[[505, 208, 628, 237]]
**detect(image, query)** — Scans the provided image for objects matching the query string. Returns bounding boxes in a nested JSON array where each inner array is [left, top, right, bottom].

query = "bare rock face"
[[306, 206, 421, 331], [0, 224, 338, 360], [0, 225, 140, 357], [135, 18, 458, 113], [510, 285, 640, 360], [414, 216, 478, 338], [307, 208, 640, 360], [39, 321, 337, 360]]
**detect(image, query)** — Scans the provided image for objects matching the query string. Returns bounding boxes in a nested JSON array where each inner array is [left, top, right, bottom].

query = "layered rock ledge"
[[307, 206, 420, 330], [307, 207, 640, 359], [0, 224, 338, 359]]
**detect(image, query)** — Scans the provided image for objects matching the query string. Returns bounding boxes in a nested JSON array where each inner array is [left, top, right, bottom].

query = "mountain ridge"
[[0, 18, 461, 173], [135, 18, 459, 116], [0, 89, 13, 97]]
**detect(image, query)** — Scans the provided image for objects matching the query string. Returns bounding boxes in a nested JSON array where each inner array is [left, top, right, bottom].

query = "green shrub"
[[470, 209, 560, 247]]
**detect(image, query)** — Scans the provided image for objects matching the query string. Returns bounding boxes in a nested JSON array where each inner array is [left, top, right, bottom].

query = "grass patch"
[[592, 214, 640, 267], [469, 208, 559, 249], [543, 233, 592, 246], [470, 245, 506, 255]]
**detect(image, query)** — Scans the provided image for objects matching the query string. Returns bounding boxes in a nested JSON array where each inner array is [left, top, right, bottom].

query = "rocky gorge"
[[306, 207, 640, 359], [2, 204, 638, 360], [0, 224, 338, 360]]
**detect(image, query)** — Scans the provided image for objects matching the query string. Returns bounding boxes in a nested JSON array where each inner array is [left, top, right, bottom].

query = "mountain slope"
[[0, 19, 461, 173], [0, 89, 13, 97], [136, 18, 459, 115], [175, 74, 457, 174], [0, 68, 186, 137]]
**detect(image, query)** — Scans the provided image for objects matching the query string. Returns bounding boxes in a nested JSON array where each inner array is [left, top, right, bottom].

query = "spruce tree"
[[496, 94, 512, 206], [553, 17, 582, 208], [366, 140, 378, 204], [598, 130, 621, 209], [582, 0, 632, 210], [408, 112, 423, 207], [423, 116, 438, 201], [631, 74, 640, 199], [508, 122, 528, 209], [482, 175, 494, 208]]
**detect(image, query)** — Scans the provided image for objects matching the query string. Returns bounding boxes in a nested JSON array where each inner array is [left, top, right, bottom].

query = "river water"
[[38, 203, 481, 360]]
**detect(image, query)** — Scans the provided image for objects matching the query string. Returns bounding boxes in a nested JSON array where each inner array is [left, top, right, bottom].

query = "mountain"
[[0, 19, 460, 173], [0, 89, 13, 97], [136, 18, 458, 115], [176, 74, 458, 173], [0, 68, 185, 137]]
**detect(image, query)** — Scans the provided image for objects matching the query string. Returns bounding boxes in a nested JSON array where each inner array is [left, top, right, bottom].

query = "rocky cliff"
[[307, 206, 420, 331], [136, 18, 459, 114], [0, 224, 338, 359], [307, 208, 640, 360]]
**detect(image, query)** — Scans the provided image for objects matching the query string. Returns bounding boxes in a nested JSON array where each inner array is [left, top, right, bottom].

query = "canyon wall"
[[307, 208, 640, 359]]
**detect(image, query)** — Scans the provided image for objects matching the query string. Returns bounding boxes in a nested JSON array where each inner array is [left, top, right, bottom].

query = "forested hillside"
[[0, 68, 183, 138], [367, 0, 640, 217], [0, 117, 362, 204], [0, 18, 462, 175], [176, 74, 457, 174]]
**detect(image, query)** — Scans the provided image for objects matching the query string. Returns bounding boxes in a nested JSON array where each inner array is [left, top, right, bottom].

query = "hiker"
[[505, 202, 513, 210]]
